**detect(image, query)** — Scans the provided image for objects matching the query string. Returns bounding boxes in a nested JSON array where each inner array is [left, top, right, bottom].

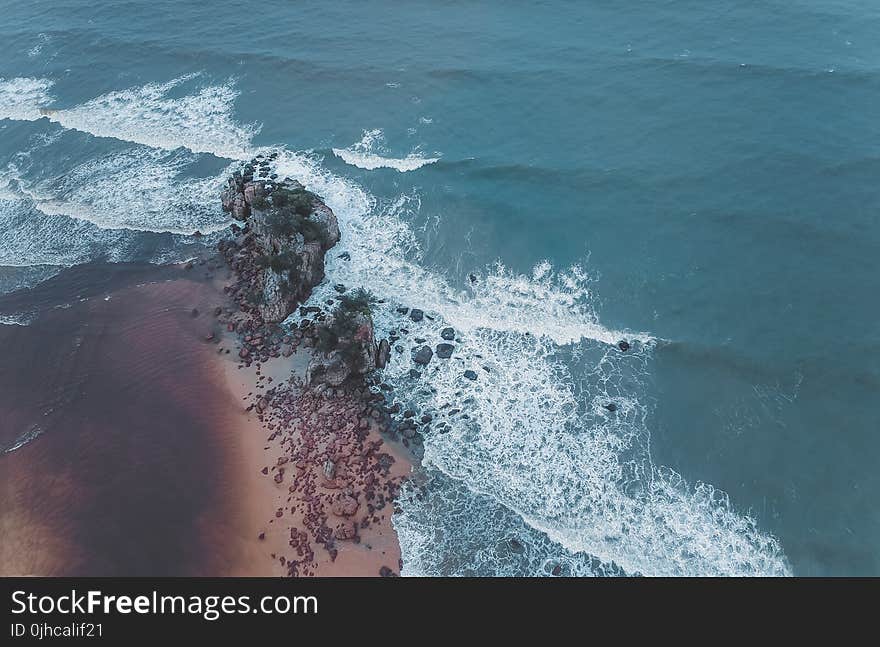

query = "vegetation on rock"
[[315, 288, 377, 370]]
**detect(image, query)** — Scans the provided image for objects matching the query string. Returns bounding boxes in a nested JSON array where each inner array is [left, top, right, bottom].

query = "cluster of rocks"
[[250, 376, 404, 577], [213, 164, 405, 577], [220, 155, 340, 324], [389, 307, 480, 382], [306, 296, 387, 388]]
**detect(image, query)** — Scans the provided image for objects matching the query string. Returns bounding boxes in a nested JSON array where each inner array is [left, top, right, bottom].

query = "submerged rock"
[[463, 370, 478, 381], [435, 343, 455, 359], [412, 345, 433, 365]]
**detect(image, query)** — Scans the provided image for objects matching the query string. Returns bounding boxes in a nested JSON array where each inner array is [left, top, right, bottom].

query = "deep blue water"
[[1, 1, 878, 575]]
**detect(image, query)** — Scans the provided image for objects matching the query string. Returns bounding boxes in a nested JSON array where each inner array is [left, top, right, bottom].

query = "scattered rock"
[[379, 566, 396, 577], [331, 495, 359, 517], [463, 370, 478, 381], [334, 521, 357, 540], [440, 327, 455, 340], [409, 309, 424, 322], [618, 340, 630, 352], [435, 343, 455, 359], [412, 345, 433, 365]]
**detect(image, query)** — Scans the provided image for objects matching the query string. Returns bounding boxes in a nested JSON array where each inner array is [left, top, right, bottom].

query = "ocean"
[[1, 1, 878, 575]]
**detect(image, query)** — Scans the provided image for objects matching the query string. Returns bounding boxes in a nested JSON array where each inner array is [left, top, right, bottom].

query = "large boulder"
[[307, 311, 378, 387], [221, 171, 341, 323]]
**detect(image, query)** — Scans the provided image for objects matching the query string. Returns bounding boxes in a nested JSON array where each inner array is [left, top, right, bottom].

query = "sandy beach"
[[0, 259, 410, 577]]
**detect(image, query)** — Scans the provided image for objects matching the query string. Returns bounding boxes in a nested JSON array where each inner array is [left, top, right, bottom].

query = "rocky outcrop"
[[220, 160, 340, 323], [307, 309, 379, 387]]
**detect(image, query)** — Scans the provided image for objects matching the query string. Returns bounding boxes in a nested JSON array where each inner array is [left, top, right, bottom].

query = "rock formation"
[[220, 160, 340, 323], [307, 290, 380, 387]]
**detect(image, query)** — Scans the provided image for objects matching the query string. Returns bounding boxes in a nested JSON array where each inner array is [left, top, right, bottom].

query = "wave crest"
[[333, 129, 439, 171]]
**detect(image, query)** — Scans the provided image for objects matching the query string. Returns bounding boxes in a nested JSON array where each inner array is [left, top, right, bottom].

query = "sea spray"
[[1, 75, 791, 575], [333, 129, 440, 172]]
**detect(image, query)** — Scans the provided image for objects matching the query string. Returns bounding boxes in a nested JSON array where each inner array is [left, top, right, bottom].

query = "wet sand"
[[0, 261, 410, 576]]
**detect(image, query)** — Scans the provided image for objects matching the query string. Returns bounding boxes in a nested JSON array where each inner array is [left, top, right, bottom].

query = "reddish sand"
[[0, 261, 410, 576], [223, 357, 410, 577]]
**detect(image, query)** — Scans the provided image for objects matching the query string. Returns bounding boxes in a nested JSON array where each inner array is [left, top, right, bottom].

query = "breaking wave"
[[333, 129, 440, 172], [1, 74, 790, 575], [0, 77, 55, 122]]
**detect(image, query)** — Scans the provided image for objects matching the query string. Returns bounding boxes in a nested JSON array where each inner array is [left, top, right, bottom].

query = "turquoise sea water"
[[1, 1, 878, 575]]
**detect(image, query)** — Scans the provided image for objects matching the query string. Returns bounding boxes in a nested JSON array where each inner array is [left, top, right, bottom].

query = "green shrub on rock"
[[314, 288, 377, 356]]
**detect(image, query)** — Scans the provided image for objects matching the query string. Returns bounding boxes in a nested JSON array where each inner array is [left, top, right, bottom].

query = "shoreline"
[[218, 297, 412, 577], [0, 257, 412, 576]]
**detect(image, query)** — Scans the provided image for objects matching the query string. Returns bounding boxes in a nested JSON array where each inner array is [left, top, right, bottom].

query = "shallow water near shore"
[[1, 2, 878, 575]]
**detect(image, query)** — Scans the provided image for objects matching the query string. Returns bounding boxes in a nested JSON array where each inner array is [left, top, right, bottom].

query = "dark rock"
[[335, 521, 357, 540], [440, 327, 455, 340], [412, 345, 433, 365], [396, 306, 409, 315], [604, 403, 618, 412], [333, 284, 347, 293], [376, 339, 391, 369], [463, 370, 478, 381], [409, 309, 424, 322], [618, 340, 630, 352], [408, 369, 422, 379], [435, 343, 455, 359]]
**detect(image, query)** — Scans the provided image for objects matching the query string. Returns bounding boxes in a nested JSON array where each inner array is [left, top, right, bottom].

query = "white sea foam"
[[0, 196, 212, 268], [29, 148, 233, 234], [2, 424, 44, 454], [0, 77, 55, 122], [394, 471, 622, 577], [332, 129, 439, 172], [260, 147, 788, 575], [0, 75, 790, 575], [7, 75, 258, 159], [0, 313, 33, 326]]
